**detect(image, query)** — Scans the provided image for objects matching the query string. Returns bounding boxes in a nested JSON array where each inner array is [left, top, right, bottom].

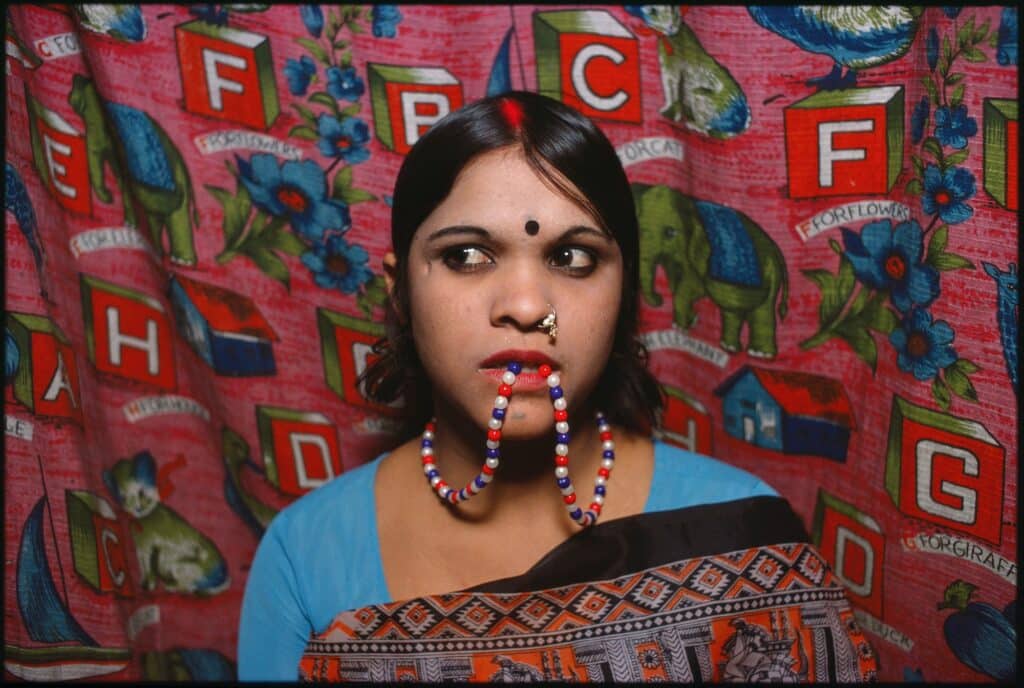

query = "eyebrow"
[[425, 224, 612, 243]]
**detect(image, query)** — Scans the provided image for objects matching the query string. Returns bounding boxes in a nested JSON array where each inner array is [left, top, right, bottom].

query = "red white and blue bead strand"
[[421, 361, 613, 527]]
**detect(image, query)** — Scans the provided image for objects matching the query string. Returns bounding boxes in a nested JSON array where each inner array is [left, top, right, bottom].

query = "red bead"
[[600, 431, 613, 441], [487, 428, 501, 441], [498, 384, 512, 397], [482, 464, 494, 475], [538, 364, 552, 377], [422, 456, 434, 465], [555, 455, 569, 466], [554, 409, 568, 421], [598, 468, 610, 478], [563, 493, 576, 505], [425, 422, 436, 432], [436, 480, 448, 490], [590, 503, 602, 514]]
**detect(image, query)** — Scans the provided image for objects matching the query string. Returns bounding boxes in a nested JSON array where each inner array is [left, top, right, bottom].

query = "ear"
[[133, 451, 157, 485], [382, 251, 405, 323], [981, 261, 998, 279]]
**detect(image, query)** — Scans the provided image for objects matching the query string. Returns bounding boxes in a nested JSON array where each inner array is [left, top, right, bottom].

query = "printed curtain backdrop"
[[4, 4, 1018, 682]]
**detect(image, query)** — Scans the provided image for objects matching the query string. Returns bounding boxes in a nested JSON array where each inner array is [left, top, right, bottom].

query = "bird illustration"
[[5, 161, 47, 297], [748, 6, 923, 90]]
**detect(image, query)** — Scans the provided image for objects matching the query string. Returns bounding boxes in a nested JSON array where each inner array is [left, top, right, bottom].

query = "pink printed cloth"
[[4, 5, 1017, 682]]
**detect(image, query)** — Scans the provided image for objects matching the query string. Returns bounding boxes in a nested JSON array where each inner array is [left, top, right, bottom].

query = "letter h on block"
[[66, 490, 133, 597], [885, 396, 1005, 546], [175, 20, 279, 130], [533, 10, 642, 124], [7, 312, 83, 424], [80, 274, 176, 391], [812, 489, 885, 618], [368, 63, 463, 154], [256, 405, 342, 496], [316, 308, 402, 415], [784, 86, 904, 199]]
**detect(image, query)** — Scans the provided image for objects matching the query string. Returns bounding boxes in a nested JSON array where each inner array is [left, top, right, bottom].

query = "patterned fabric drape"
[[4, 5, 1017, 682]]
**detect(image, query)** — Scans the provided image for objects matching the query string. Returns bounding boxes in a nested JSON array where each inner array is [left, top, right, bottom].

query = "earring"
[[538, 305, 557, 342]]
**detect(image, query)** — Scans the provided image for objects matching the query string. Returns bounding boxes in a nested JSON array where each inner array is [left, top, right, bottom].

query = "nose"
[[488, 260, 554, 336]]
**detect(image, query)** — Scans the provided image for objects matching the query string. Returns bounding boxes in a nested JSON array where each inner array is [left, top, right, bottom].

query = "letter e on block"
[[6, 312, 84, 424], [367, 63, 463, 154], [175, 20, 279, 130], [80, 275, 176, 391], [659, 386, 712, 455], [33, 108, 91, 214], [784, 86, 904, 199], [812, 489, 885, 618], [256, 406, 342, 496], [533, 10, 641, 124], [316, 308, 402, 415], [885, 396, 1004, 545]]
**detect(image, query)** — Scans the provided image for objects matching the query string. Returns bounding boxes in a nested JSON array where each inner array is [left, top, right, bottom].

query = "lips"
[[479, 350, 559, 392]]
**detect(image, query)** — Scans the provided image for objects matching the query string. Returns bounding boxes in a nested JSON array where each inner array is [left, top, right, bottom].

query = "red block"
[[81, 275, 176, 391], [659, 386, 712, 455], [784, 87, 904, 199], [258, 407, 342, 496], [175, 20, 279, 130], [91, 512, 133, 596], [367, 64, 463, 154], [7, 313, 83, 424], [813, 491, 885, 618], [34, 112, 91, 214]]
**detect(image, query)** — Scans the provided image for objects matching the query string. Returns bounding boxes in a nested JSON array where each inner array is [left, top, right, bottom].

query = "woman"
[[239, 92, 876, 682]]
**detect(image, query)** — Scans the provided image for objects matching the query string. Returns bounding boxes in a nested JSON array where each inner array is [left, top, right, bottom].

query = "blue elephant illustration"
[[68, 74, 199, 266], [633, 183, 789, 357]]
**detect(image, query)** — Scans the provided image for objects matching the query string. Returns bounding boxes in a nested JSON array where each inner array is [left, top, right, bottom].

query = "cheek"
[[407, 268, 477, 361]]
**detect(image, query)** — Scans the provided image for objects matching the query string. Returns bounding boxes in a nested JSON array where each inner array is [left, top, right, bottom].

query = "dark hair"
[[360, 91, 663, 437]]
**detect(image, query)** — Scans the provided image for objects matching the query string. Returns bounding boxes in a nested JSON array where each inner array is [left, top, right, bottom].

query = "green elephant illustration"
[[633, 183, 788, 357], [68, 74, 198, 265]]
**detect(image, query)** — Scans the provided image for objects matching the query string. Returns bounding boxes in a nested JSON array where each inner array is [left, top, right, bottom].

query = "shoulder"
[[644, 439, 777, 513]]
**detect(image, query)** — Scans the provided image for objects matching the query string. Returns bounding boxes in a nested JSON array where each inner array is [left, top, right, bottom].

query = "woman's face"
[[403, 147, 624, 438]]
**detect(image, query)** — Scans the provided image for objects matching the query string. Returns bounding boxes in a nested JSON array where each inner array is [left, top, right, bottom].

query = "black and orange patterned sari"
[[299, 496, 877, 682]]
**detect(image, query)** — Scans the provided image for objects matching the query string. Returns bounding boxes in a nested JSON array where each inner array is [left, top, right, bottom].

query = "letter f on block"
[[818, 120, 873, 187]]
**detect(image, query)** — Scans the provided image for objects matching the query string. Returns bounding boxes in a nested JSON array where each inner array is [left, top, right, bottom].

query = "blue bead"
[[427, 469, 439, 479], [507, 361, 522, 374], [475, 477, 486, 489], [422, 439, 433, 448], [569, 508, 583, 519], [486, 448, 500, 458], [549, 386, 563, 399], [595, 485, 606, 496], [556, 432, 570, 444], [602, 450, 614, 458], [492, 408, 506, 420], [557, 477, 571, 488]]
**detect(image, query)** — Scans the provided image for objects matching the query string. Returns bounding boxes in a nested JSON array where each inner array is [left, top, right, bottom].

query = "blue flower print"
[[890, 308, 957, 381], [921, 164, 975, 224], [316, 114, 371, 164], [926, 28, 939, 71], [284, 56, 316, 96], [237, 154, 350, 241], [942, 7, 962, 19], [189, 4, 228, 26], [933, 105, 977, 150], [842, 219, 940, 312], [911, 97, 929, 144], [326, 66, 365, 102], [371, 5, 403, 38], [301, 235, 373, 294], [300, 5, 324, 38]]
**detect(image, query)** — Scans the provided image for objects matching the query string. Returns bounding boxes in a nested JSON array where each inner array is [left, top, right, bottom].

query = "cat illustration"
[[103, 451, 229, 595]]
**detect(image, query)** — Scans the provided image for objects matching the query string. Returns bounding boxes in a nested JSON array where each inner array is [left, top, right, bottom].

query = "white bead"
[[488, 417, 502, 430], [560, 486, 575, 496], [481, 472, 493, 483], [553, 397, 567, 410], [594, 494, 605, 505], [502, 371, 516, 385], [595, 476, 606, 486], [486, 439, 499, 449], [420, 446, 434, 457], [485, 457, 499, 469], [602, 440, 615, 452], [565, 502, 579, 512], [601, 458, 615, 470], [423, 463, 436, 474], [555, 466, 569, 478], [430, 476, 442, 488], [494, 396, 508, 409], [423, 430, 434, 441], [546, 373, 560, 387], [598, 425, 609, 434], [555, 443, 569, 456], [555, 421, 569, 434], [439, 486, 451, 498]]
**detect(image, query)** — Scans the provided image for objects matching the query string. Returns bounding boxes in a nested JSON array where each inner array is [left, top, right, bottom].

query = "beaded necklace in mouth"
[[420, 361, 614, 527]]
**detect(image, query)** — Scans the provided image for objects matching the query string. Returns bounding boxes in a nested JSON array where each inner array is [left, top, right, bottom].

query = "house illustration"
[[713, 365, 855, 461], [168, 274, 278, 376]]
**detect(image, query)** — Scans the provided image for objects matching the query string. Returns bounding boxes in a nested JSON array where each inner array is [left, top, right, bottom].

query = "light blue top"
[[237, 440, 776, 680]]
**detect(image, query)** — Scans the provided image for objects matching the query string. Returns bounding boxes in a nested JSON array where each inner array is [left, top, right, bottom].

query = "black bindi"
[[524, 220, 540, 236]]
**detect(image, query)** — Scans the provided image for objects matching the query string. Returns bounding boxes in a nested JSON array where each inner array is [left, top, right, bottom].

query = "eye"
[[442, 246, 493, 272], [549, 246, 597, 276]]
